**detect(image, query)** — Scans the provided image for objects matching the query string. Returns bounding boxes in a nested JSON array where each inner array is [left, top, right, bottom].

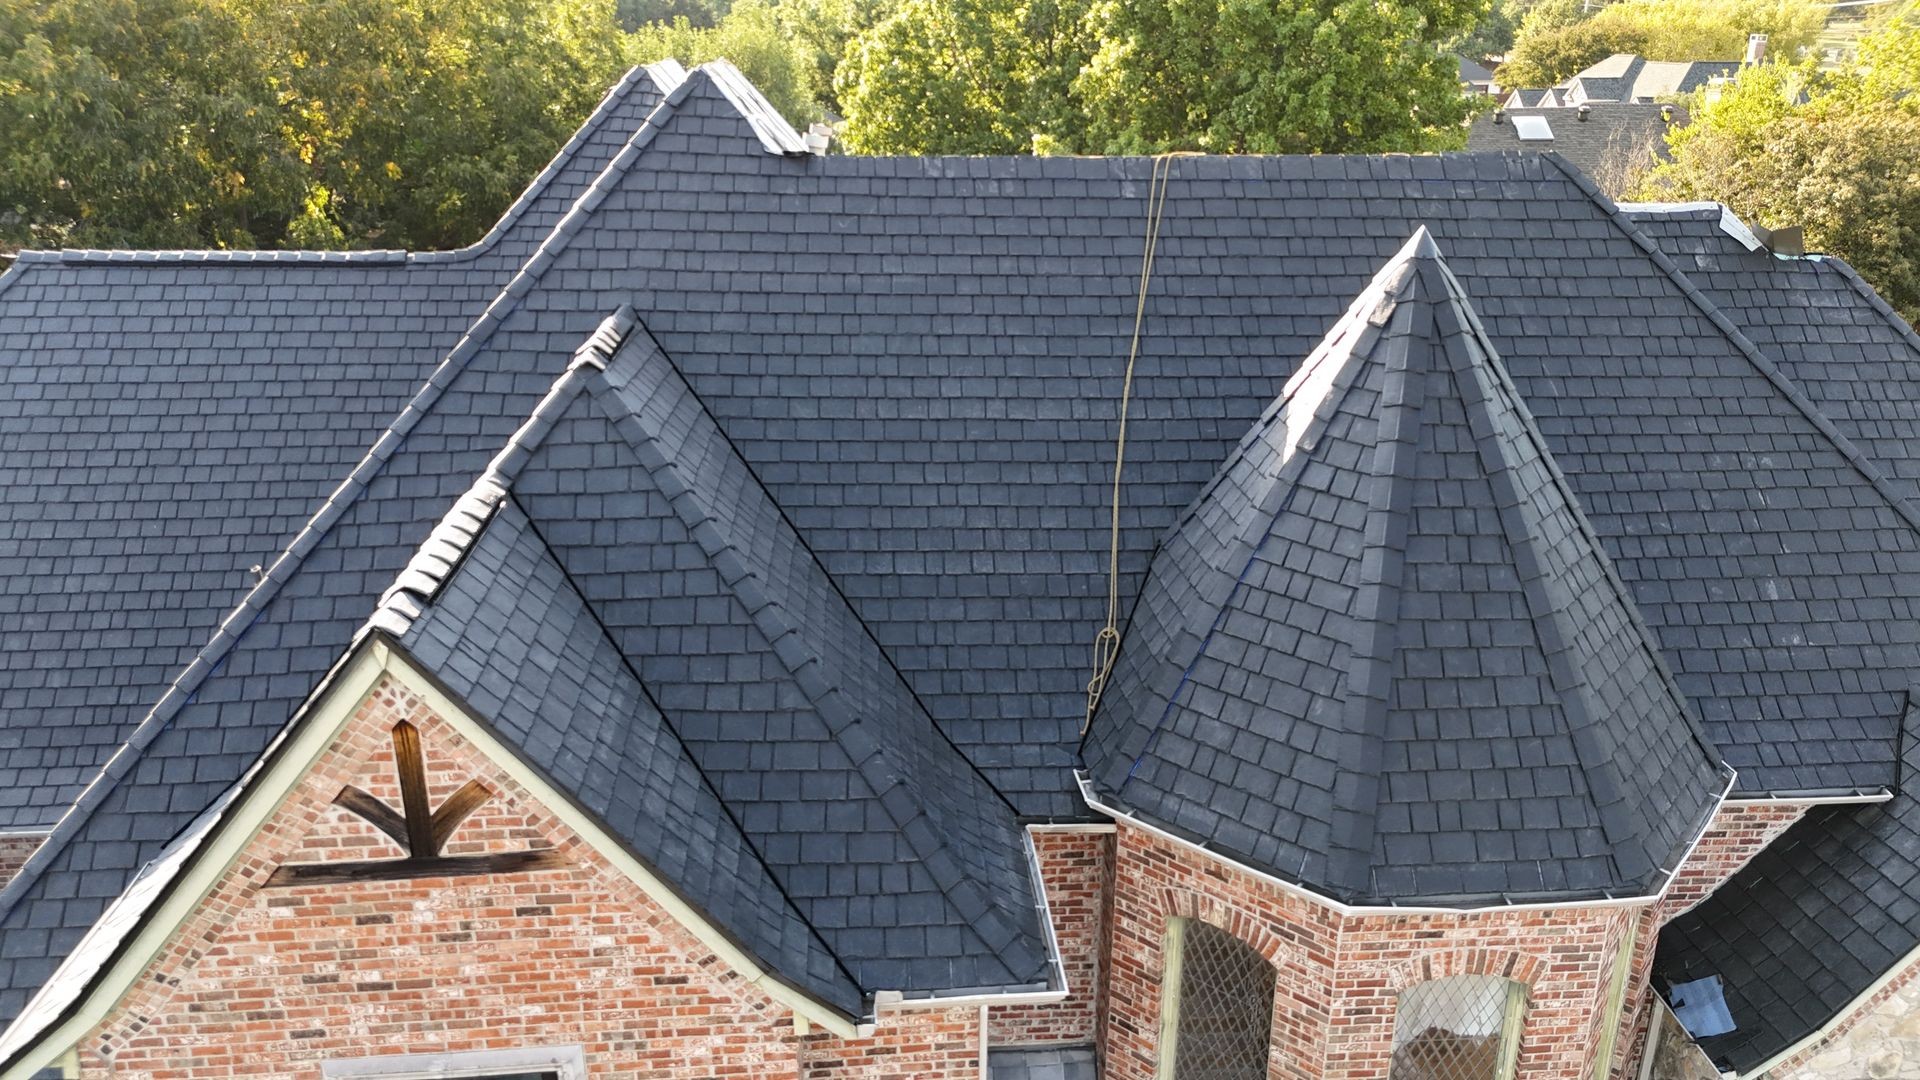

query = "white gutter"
[[1076, 768, 1739, 917], [1738, 938, 1920, 1078], [875, 825, 1072, 1011], [1722, 791, 1891, 808]]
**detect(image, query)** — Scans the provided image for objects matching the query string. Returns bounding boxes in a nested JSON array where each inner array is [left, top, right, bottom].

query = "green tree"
[[833, 0, 1096, 154], [0, 0, 299, 249], [1634, 19, 1920, 321], [1498, 0, 1823, 87], [630, 0, 820, 125], [0, 0, 632, 252], [778, 0, 900, 115], [1071, 0, 1482, 154]]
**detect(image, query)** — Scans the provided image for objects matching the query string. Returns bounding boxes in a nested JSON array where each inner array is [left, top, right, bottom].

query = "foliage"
[[777, 0, 898, 115], [834, 0, 1095, 153], [617, 0, 726, 31], [0, 0, 631, 251], [1634, 19, 1920, 322], [629, 0, 819, 124], [1497, 0, 1824, 87], [1070, 0, 1482, 154]]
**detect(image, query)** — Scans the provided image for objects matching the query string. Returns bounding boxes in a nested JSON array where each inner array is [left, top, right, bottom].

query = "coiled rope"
[[1083, 153, 1183, 736]]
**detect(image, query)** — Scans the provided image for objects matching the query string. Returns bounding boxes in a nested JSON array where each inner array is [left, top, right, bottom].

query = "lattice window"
[[1157, 918, 1275, 1080], [1391, 975, 1527, 1080]]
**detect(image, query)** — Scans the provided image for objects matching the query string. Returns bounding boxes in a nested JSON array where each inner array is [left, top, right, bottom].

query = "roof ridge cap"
[[1541, 152, 1920, 576], [366, 307, 637, 639]]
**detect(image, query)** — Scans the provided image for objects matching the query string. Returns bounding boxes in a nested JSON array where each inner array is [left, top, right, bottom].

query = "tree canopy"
[[1497, 0, 1824, 87], [1632, 18, 1920, 321]]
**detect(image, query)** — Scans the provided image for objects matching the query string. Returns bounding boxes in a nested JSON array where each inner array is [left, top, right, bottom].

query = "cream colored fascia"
[[6, 641, 860, 1078]]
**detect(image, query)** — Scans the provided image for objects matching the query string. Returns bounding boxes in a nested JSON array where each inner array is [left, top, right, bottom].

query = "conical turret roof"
[[1083, 230, 1730, 905]]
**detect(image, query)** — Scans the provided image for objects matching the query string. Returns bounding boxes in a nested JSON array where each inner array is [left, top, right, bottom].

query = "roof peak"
[[1084, 232, 1729, 905]]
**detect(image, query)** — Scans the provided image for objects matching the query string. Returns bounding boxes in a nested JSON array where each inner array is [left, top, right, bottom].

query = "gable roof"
[[1082, 230, 1730, 905], [7, 60, 1920, 1055], [1563, 55, 1738, 104]]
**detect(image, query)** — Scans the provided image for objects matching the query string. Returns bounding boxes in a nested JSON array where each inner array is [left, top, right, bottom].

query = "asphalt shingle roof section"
[[1083, 230, 1729, 904], [400, 497, 865, 1015], [1467, 104, 1685, 182], [1654, 701, 1920, 1073], [7, 60, 1920, 1041], [0, 61, 680, 830], [509, 324, 1050, 995]]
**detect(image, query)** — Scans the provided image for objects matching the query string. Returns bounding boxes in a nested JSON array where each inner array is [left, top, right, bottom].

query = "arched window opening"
[[1156, 917, 1275, 1080], [1392, 974, 1527, 1080]]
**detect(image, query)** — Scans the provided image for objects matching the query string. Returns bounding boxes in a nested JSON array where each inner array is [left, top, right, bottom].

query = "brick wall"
[[79, 673, 985, 1080], [990, 827, 1113, 1048], [1101, 802, 1807, 1080], [0, 832, 44, 889], [1607, 801, 1808, 1078]]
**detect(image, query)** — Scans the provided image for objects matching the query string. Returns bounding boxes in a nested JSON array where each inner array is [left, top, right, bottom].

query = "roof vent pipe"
[[1493, 108, 1506, 124], [1660, 103, 1675, 122], [1578, 104, 1591, 121], [1745, 33, 1768, 65]]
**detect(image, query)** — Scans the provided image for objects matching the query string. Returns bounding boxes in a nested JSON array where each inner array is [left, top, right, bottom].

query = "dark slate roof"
[[1654, 702, 1920, 1073], [0, 60, 682, 830], [6, 60, 1920, 1044], [1636, 203, 1920, 1072], [1467, 104, 1685, 181], [1082, 230, 1729, 904]]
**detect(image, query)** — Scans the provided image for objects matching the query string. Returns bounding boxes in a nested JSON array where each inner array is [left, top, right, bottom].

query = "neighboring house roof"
[[1629, 202, 1920, 1074], [1564, 54, 1737, 104], [1458, 55, 1496, 87], [1082, 229, 1729, 905], [1467, 103, 1686, 182], [5, 61, 1920, 1057]]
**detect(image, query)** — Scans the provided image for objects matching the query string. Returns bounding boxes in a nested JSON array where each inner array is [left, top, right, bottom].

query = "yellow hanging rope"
[[1083, 153, 1182, 735]]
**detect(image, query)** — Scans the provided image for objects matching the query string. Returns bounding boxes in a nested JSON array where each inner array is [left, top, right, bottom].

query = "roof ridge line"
[[503, 494, 869, 1009], [584, 345, 1048, 988], [366, 306, 638, 639], [1325, 264, 1432, 898], [1107, 257, 1409, 795], [1542, 152, 1920, 550], [9, 63, 675, 270]]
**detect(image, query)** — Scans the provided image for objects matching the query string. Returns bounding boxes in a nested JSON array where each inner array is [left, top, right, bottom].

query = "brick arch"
[[1387, 947, 1545, 994], [1159, 887, 1297, 971]]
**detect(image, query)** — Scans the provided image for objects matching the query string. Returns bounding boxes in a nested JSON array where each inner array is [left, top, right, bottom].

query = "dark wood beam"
[[263, 848, 567, 888], [333, 786, 409, 849], [429, 779, 493, 852], [390, 721, 435, 857]]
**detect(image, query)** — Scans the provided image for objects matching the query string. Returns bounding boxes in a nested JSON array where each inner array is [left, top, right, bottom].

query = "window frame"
[[321, 1045, 587, 1080], [1391, 973, 1529, 1080], [1155, 915, 1276, 1080]]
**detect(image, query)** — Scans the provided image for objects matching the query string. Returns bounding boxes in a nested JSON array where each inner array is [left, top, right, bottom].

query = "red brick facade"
[[76, 673, 988, 1080], [990, 827, 1114, 1048], [1101, 798, 1809, 1080], [0, 831, 44, 890]]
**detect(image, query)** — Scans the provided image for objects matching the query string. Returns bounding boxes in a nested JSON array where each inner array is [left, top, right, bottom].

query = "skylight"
[[1513, 115, 1554, 141]]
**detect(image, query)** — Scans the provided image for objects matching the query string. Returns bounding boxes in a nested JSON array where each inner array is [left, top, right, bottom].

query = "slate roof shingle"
[[3, 60, 1920, 1069], [1082, 229, 1730, 904]]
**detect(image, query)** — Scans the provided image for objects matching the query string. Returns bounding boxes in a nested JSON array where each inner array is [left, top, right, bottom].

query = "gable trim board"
[[1074, 770, 1738, 917], [0, 635, 871, 1080]]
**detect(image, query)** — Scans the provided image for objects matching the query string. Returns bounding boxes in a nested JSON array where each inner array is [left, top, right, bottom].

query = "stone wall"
[[1772, 951, 1920, 1080], [990, 827, 1113, 1048], [77, 673, 987, 1080]]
